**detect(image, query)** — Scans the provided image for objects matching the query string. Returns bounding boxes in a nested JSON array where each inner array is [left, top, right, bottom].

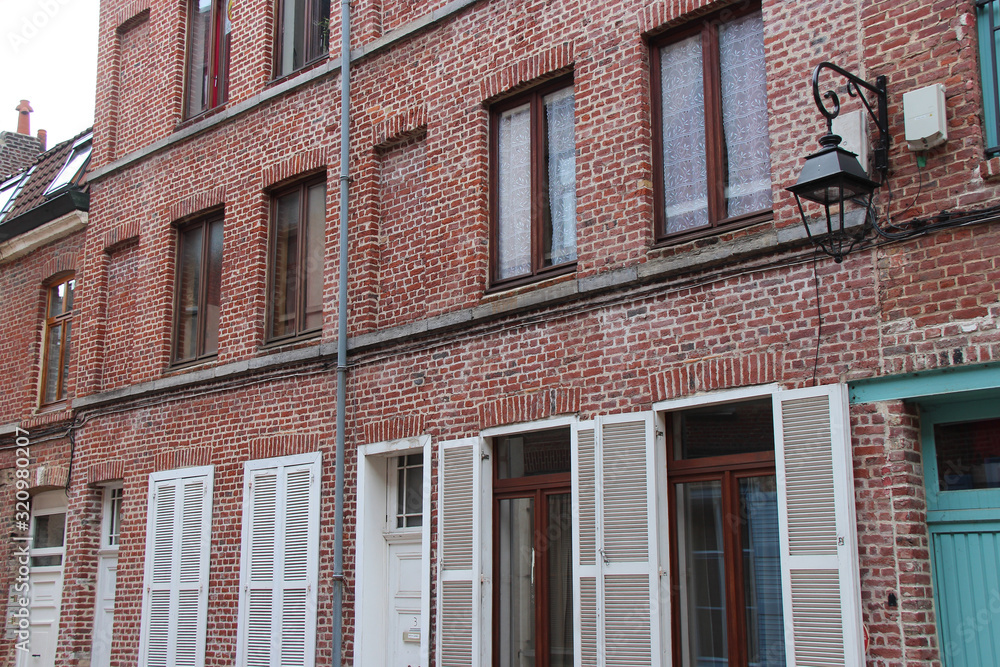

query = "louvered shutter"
[[774, 385, 863, 666], [437, 437, 486, 667], [140, 466, 213, 667], [594, 413, 665, 667], [237, 453, 320, 667], [573, 423, 600, 666]]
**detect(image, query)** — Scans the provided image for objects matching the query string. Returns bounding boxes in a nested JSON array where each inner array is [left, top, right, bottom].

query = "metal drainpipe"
[[334, 0, 351, 661]]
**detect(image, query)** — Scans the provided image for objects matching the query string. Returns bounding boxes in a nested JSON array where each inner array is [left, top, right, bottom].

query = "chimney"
[[36, 129, 47, 150], [15, 99, 32, 135]]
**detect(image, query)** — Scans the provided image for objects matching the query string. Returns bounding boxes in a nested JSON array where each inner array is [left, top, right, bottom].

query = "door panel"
[[930, 526, 1000, 666], [387, 537, 422, 667], [923, 400, 1000, 667]]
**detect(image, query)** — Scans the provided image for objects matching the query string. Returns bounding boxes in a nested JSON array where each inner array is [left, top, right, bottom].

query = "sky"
[[1, 0, 100, 148]]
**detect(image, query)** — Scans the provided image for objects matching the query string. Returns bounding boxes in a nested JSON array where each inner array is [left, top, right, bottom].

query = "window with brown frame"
[[492, 427, 573, 667], [275, 0, 331, 77], [40, 274, 75, 405], [490, 78, 577, 288], [267, 177, 326, 341], [173, 214, 223, 364], [185, 0, 231, 118], [651, 4, 772, 243], [667, 398, 786, 666]]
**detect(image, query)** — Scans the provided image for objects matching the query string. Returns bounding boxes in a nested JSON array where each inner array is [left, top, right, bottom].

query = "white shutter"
[[590, 413, 665, 667], [237, 453, 321, 667], [774, 385, 863, 666], [573, 423, 599, 667], [140, 466, 214, 667], [437, 437, 486, 667]]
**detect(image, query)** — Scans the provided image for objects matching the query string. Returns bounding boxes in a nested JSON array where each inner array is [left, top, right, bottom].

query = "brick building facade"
[[2, 0, 1000, 665]]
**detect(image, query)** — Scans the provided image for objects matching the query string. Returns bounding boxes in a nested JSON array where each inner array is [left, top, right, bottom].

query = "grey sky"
[[2, 0, 100, 148]]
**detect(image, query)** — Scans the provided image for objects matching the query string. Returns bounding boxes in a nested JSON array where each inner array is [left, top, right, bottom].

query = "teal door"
[[922, 399, 1000, 666]]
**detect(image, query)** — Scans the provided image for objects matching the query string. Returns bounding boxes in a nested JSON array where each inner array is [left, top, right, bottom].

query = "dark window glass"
[[497, 427, 572, 479], [31, 512, 66, 567], [935, 417, 1000, 491], [41, 275, 75, 405], [396, 453, 423, 528], [268, 178, 326, 340], [673, 398, 774, 460], [491, 80, 576, 286], [174, 215, 223, 364], [185, 0, 230, 117], [276, 0, 331, 77], [651, 5, 772, 241]]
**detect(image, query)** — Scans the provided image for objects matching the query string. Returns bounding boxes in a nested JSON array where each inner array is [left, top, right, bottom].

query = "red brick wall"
[[4, 0, 1000, 665]]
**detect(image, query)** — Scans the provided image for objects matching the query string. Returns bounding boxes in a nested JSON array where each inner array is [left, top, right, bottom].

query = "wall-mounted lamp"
[[787, 62, 889, 262]]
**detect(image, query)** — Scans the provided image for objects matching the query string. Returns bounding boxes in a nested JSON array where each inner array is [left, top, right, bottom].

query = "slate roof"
[[0, 131, 44, 179]]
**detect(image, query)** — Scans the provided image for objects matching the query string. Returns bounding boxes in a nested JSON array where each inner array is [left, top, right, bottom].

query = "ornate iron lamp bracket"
[[812, 61, 889, 182]]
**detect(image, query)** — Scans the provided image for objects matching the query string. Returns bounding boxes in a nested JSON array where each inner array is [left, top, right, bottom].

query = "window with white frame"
[[92, 483, 123, 667], [236, 452, 321, 667], [103, 485, 124, 549], [138, 466, 213, 667]]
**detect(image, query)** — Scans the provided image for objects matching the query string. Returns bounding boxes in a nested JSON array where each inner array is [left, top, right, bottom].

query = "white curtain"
[[497, 104, 532, 280], [660, 34, 709, 234], [544, 86, 577, 268], [720, 12, 772, 217]]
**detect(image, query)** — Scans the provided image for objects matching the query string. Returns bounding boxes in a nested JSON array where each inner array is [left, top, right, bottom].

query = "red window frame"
[[649, 2, 772, 244], [39, 273, 75, 406], [184, 0, 231, 118], [489, 76, 577, 290]]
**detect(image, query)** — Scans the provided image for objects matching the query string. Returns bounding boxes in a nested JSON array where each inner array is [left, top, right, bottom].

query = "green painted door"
[[922, 399, 1000, 666]]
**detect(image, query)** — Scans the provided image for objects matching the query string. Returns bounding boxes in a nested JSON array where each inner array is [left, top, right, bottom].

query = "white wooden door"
[[387, 534, 423, 666], [91, 554, 117, 667], [20, 570, 62, 667]]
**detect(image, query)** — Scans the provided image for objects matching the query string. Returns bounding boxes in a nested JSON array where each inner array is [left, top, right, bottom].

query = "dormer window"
[[43, 133, 92, 198]]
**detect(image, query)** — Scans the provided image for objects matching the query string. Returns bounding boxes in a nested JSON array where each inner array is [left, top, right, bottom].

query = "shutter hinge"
[[838, 536, 845, 546], [481, 453, 490, 461]]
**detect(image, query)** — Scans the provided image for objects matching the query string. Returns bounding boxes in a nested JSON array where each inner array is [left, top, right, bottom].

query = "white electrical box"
[[903, 83, 947, 151]]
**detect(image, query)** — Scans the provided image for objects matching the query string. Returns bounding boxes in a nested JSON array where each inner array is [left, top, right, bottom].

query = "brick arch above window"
[[478, 42, 575, 104]]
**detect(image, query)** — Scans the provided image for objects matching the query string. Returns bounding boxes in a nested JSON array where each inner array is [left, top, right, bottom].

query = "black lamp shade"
[[786, 134, 877, 263], [787, 135, 878, 204]]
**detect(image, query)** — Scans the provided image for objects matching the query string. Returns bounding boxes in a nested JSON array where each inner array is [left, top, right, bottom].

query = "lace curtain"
[[544, 86, 577, 268], [497, 103, 532, 280], [660, 11, 772, 234], [720, 12, 772, 217], [660, 34, 709, 234]]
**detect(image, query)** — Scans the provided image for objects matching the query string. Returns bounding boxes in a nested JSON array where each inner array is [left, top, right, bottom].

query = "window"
[[393, 453, 423, 529], [43, 133, 92, 197], [666, 398, 786, 666], [275, 0, 330, 77], [268, 178, 325, 341], [237, 453, 321, 667], [493, 428, 573, 666], [41, 274, 75, 405], [30, 508, 67, 568], [103, 485, 124, 549], [651, 5, 772, 241], [173, 214, 223, 364], [978, 1, 1000, 153], [138, 466, 213, 667], [0, 169, 31, 221], [185, 0, 230, 117], [490, 79, 577, 286]]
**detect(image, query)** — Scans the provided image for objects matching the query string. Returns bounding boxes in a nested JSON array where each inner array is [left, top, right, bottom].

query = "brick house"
[[2, 0, 1000, 665]]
